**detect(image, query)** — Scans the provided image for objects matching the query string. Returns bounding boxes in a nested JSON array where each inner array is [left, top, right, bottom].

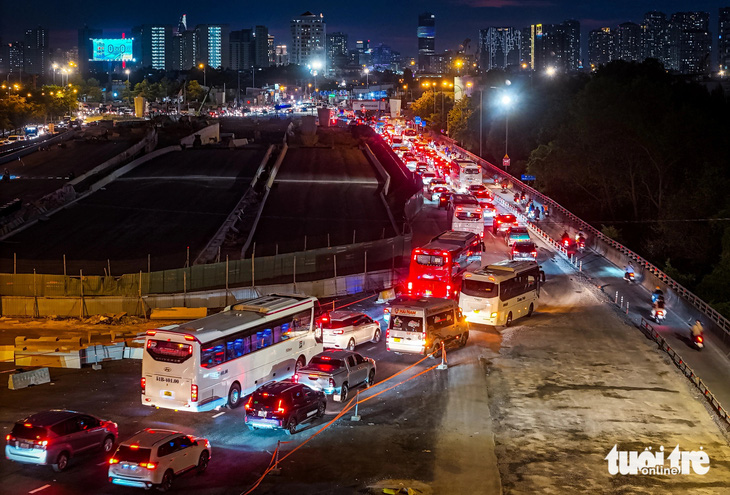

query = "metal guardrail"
[[639, 318, 730, 427], [436, 137, 730, 341]]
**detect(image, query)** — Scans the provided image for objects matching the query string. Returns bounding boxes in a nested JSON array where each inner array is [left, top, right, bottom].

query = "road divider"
[[7, 366, 50, 390]]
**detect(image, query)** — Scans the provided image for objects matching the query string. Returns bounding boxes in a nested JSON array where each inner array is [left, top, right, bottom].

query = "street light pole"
[[479, 89, 483, 157]]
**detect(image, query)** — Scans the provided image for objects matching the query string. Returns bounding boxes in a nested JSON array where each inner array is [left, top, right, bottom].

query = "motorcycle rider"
[[691, 319, 704, 339], [561, 231, 571, 246], [624, 263, 635, 281], [651, 286, 664, 304], [651, 296, 665, 320]]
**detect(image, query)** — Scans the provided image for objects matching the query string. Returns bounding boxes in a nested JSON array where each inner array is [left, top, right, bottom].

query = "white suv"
[[108, 429, 211, 491], [320, 311, 381, 350]]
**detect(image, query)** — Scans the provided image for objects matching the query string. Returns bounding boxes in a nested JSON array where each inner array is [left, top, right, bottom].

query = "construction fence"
[[0, 234, 411, 300]]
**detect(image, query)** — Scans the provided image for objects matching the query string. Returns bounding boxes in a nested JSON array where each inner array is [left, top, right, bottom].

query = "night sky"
[[1, 1, 729, 57]]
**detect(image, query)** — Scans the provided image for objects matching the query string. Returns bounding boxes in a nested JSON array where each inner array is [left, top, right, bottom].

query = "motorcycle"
[[624, 271, 635, 283], [651, 306, 666, 323], [692, 332, 704, 350], [577, 237, 586, 252]]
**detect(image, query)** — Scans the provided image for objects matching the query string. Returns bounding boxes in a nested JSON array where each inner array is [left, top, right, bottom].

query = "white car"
[[320, 311, 381, 350], [109, 429, 211, 491]]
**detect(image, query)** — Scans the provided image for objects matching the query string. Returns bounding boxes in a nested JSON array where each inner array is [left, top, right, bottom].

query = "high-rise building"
[[268, 35, 275, 67], [529, 24, 543, 70], [536, 20, 581, 71], [290, 11, 325, 67], [78, 26, 103, 74], [132, 25, 173, 70], [641, 11, 669, 65], [588, 27, 614, 69], [275, 45, 288, 66], [172, 30, 196, 70], [254, 26, 269, 68], [478, 27, 521, 71], [616, 22, 641, 62], [562, 20, 581, 70], [417, 12, 435, 72], [23, 27, 47, 78], [668, 12, 711, 74], [178, 14, 187, 34], [719, 7, 730, 70], [520, 27, 532, 68], [8, 41, 24, 74], [371, 43, 393, 70], [327, 32, 348, 70], [229, 29, 254, 71], [195, 24, 229, 69]]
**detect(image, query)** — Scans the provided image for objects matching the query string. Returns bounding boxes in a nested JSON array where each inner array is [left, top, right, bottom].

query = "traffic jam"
[[4, 118, 551, 493]]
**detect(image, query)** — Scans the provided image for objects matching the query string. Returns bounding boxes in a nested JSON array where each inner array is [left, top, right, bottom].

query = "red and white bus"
[[406, 230, 483, 299]]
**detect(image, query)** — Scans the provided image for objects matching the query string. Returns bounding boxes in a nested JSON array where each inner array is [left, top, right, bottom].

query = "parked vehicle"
[[108, 429, 211, 491], [6, 410, 118, 472], [244, 381, 326, 434], [294, 349, 376, 401], [319, 311, 381, 350]]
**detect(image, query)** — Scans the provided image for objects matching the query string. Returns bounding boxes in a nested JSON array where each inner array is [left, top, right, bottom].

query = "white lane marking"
[[212, 411, 226, 418], [97, 461, 108, 466], [366, 346, 376, 351], [29, 485, 51, 494]]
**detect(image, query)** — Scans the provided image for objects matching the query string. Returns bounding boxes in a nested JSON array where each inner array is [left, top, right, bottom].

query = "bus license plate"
[[163, 390, 174, 398], [393, 338, 401, 343]]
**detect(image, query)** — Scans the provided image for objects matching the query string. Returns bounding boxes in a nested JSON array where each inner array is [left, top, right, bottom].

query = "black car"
[[244, 381, 326, 435], [438, 192, 453, 209]]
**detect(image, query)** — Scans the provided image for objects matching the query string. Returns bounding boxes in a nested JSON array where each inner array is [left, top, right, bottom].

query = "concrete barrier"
[[180, 123, 220, 147], [8, 367, 51, 389], [81, 343, 124, 364], [150, 307, 208, 320]]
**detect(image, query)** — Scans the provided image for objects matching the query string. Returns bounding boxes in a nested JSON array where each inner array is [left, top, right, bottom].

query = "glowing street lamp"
[[364, 68, 370, 90], [125, 69, 130, 83], [198, 63, 206, 87], [500, 92, 516, 168], [545, 66, 557, 77]]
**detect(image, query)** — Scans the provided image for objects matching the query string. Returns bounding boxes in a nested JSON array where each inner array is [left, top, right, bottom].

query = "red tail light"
[[141, 377, 146, 394], [276, 399, 286, 414], [386, 329, 390, 339], [328, 378, 336, 388], [407, 281, 413, 291], [697, 336, 703, 343], [531, 251, 537, 257], [292, 373, 299, 383], [333, 329, 344, 334], [191, 384, 198, 402], [109, 458, 119, 465], [146, 330, 157, 336], [6, 434, 13, 441], [140, 462, 157, 470], [244, 396, 253, 410]]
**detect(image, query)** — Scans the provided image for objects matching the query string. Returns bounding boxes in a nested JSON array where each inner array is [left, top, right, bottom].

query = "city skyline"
[[2, 1, 730, 58]]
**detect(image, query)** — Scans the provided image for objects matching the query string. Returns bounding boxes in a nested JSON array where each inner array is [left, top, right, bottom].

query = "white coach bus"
[[141, 294, 322, 412], [459, 260, 541, 327]]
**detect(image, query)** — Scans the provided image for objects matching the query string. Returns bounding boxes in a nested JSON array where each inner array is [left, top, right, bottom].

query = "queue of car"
[[5, 118, 543, 492]]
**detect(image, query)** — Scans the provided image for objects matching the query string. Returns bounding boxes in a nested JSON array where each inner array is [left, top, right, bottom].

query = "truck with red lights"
[[293, 350, 376, 402], [406, 230, 482, 299]]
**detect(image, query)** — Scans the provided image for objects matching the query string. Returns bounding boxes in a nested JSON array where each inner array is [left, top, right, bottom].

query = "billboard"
[[90, 39, 134, 62]]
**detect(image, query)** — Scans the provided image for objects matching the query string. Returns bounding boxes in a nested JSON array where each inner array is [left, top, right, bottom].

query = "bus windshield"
[[461, 279, 498, 298]]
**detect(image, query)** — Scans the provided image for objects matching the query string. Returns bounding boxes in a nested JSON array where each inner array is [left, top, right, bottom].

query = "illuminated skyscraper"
[[418, 12, 435, 72], [290, 11, 325, 68]]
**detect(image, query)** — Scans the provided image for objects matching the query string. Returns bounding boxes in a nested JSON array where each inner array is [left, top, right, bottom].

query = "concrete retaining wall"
[[89, 145, 179, 193], [180, 123, 220, 147]]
